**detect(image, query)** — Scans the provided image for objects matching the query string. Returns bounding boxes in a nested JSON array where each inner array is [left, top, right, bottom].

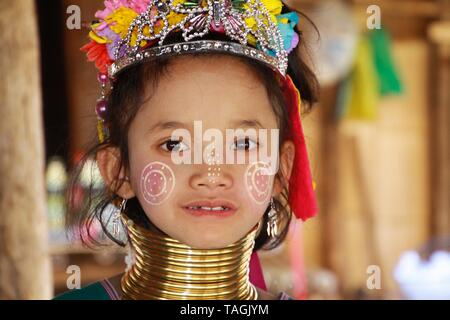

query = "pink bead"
[[97, 73, 108, 84], [96, 99, 108, 119]]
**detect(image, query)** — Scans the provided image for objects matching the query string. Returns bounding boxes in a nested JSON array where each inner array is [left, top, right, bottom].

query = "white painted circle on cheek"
[[140, 162, 175, 205], [244, 162, 273, 205]]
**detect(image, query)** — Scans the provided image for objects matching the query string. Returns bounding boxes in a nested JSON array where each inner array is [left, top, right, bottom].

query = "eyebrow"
[[146, 119, 265, 135], [229, 119, 265, 129], [146, 121, 190, 135]]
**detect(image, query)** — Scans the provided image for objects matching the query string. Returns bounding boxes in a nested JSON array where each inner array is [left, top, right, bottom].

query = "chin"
[[178, 231, 243, 249]]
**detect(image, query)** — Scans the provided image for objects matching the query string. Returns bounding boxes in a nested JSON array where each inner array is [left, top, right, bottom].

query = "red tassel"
[[281, 75, 318, 221]]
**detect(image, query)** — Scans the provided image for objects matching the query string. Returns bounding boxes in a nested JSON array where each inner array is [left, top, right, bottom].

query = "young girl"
[[55, 0, 319, 300]]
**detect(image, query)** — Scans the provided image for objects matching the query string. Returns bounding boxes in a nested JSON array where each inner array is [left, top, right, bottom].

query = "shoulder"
[[256, 287, 295, 300], [278, 292, 295, 300], [53, 279, 118, 300]]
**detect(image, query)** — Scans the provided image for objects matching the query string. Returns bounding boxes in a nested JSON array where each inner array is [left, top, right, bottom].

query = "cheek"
[[244, 162, 273, 205], [139, 161, 175, 205]]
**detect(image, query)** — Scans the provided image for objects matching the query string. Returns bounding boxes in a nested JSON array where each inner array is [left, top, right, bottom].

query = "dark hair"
[[67, 6, 319, 251]]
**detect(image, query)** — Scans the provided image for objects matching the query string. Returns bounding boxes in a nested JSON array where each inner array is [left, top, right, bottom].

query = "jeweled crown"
[[82, 0, 300, 78], [112, 0, 288, 76]]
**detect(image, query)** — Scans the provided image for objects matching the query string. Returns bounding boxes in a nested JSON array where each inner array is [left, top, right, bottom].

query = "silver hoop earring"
[[112, 198, 127, 238], [267, 198, 278, 238]]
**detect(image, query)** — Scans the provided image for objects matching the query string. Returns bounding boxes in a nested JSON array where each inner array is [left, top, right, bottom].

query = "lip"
[[182, 199, 238, 218]]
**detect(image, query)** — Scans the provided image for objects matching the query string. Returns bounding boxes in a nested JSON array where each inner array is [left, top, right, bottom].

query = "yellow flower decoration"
[[106, 7, 146, 47], [261, 0, 283, 15], [165, 0, 191, 31], [89, 23, 110, 44], [106, 7, 139, 39], [247, 34, 257, 47], [105, 6, 187, 47], [167, 11, 187, 26], [244, 0, 282, 29]]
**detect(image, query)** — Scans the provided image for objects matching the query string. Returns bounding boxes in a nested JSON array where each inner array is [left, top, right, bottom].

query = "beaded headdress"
[[82, 0, 317, 221]]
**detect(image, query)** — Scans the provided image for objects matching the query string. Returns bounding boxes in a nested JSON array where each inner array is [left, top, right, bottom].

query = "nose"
[[189, 164, 233, 191]]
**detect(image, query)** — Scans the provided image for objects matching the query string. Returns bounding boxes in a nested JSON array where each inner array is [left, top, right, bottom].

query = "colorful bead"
[[95, 99, 108, 119], [97, 73, 108, 84]]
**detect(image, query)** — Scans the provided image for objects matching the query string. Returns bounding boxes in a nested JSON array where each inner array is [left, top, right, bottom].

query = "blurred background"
[[0, 0, 449, 300]]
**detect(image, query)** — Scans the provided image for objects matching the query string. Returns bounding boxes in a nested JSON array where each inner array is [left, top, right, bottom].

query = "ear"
[[96, 146, 135, 199], [273, 140, 295, 196]]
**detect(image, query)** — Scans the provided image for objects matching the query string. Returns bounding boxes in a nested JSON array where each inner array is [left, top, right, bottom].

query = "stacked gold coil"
[[120, 216, 259, 300]]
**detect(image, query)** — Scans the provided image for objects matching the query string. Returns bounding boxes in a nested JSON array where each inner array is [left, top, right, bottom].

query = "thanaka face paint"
[[140, 161, 175, 205], [244, 161, 274, 205], [205, 142, 221, 185]]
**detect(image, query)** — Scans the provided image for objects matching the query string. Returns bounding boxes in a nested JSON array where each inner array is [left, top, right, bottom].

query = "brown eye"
[[160, 139, 189, 152], [232, 138, 258, 151]]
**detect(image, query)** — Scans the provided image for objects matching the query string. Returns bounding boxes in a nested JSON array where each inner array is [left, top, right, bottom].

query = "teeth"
[[187, 206, 229, 211]]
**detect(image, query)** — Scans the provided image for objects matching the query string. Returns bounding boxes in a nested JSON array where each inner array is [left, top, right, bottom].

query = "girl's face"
[[103, 55, 294, 249]]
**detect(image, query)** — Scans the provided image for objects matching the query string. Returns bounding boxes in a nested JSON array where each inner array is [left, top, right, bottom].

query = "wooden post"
[[62, 0, 102, 159], [0, 0, 52, 299], [428, 19, 450, 236]]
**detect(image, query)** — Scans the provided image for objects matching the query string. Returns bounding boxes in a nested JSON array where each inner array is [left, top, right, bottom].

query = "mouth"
[[182, 200, 238, 218]]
